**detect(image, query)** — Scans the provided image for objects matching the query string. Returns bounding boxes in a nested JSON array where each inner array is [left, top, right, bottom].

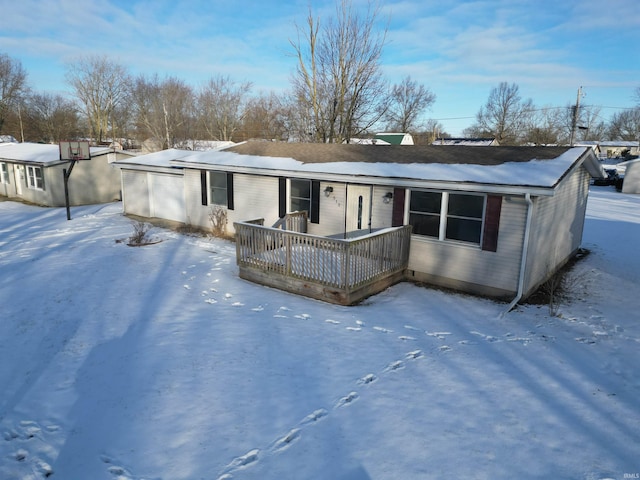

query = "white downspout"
[[502, 193, 534, 316]]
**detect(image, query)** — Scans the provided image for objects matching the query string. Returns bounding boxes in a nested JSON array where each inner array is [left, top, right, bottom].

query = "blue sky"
[[1, 0, 638, 136]]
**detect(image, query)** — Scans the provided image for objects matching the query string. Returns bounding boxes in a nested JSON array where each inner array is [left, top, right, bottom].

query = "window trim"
[[409, 189, 487, 247], [206, 170, 234, 209], [0, 162, 9, 185], [26, 165, 45, 190]]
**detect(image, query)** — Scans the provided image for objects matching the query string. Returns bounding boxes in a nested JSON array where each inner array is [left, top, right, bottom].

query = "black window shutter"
[[310, 180, 320, 224], [278, 177, 286, 218], [482, 195, 502, 252], [391, 187, 406, 227], [200, 170, 208, 206], [226, 173, 234, 210]]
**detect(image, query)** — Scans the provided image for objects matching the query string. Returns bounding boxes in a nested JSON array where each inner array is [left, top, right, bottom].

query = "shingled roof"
[[224, 141, 572, 166]]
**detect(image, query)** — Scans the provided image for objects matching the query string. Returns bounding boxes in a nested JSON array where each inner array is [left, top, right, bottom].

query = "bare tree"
[[238, 91, 288, 141], [66, 55, 131, 143], [196, 75, 252, 142], [131, 74, 194, 150], [608, 107, 640, 141], [383, 76, 435, 133], [290, 0, 388, 143], [470, 82, 534, 145], [0, 53, 28, 134], [26, 92, 80, 143]]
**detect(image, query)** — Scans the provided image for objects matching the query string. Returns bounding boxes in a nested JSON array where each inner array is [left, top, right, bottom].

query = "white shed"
[[621, 158, 640, 194]]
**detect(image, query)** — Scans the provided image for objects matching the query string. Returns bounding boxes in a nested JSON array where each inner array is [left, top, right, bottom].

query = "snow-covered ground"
[[0, 189, 638, 480]]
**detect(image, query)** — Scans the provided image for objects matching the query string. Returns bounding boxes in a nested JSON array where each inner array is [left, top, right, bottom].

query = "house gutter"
[[502, 193, 534, 316]]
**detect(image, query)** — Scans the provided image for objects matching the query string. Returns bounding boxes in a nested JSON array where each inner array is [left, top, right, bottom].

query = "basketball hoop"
[[59, 140, 92, 220]]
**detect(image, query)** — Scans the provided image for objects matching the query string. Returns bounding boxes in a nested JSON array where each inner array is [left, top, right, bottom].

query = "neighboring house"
[[0, 142, 133, 207], [620, 158, 640, 194], [433, 137, 500, 146], [117, 142, 604, 305], [373, 133, 414, 145], [598, 141, 639, 159]]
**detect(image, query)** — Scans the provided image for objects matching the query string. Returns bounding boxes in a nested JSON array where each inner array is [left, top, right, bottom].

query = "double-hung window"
[[0, 162, 9, 184], [290, 179, 311, 214], [409, 190, 486, 245], [209, 171, 228, 206], [27, 166, 44, 190]]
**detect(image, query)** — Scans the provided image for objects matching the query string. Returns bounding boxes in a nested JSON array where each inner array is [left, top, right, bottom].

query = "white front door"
[[14, 165, 23, 195], [345, 184, 372, 237]]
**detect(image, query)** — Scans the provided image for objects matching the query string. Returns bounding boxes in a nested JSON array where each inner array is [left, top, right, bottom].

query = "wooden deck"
[[233, 219, 412, 305]]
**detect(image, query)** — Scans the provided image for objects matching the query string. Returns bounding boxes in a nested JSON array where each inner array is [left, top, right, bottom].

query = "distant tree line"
[[1, 1, 639, 148]]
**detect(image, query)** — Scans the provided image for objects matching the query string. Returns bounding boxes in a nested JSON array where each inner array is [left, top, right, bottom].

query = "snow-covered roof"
[[0, 142, 113, 165], [117, 148, 193, 168], [151, 142, 604, 194]]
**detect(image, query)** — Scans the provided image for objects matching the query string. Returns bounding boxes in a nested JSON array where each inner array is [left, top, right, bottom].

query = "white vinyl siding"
[[408, 194, 527, 297], [523, 166, 590, 295], [149, 173, 185, 222], [184, 170, 280, 235]]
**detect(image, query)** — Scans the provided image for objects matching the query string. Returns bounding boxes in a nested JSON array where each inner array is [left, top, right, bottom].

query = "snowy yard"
[[0, 189, 639, 480]]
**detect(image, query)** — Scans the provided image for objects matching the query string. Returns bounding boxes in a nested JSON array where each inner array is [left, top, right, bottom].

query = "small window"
[[27, 166, 44, 190], [0, 163, 9, 185], [290, 179, 311, 213], [209, 171, 228, 206]]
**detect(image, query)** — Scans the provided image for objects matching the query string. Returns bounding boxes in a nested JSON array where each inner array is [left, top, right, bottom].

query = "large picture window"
[[0, 162, 9, 184], [409, 190, 485, 245], [27, 166, 44, 190]]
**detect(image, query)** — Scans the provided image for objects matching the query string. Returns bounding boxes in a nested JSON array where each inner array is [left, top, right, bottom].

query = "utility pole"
[[569, 86, 583, 146]]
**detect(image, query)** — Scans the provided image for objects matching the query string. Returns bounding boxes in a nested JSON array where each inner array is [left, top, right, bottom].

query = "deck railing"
[[271, 210, 308, 233], [233, 221, 412, 303]]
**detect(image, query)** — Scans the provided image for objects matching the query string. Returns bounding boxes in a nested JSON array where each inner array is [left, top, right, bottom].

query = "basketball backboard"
[[59, 140, 91, 161]]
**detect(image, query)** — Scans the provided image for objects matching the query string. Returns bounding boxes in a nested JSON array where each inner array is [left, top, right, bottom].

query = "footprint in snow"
[[271, 428, 301, 452], [426, 331, 452, 340], [470, 331, 500, 342], [404, 324, 420, 331], [231, 302, 245, 307], [346, 326, 361, 332], [406, 350, 423, 359], [384, 360, 404, 372], [294, 313, 311, 320], [251, 306, 264, 312], [221, 448, 260, 474], [373, 326, 392, 333], [299, 408, 329, 426], [204, 298, 218, 304], [398, 335, 416, 341], [224, 293, 233, 299], [357, 373, 377, 385], [335, 391, 359, 408], [325, 319, 340, 325]]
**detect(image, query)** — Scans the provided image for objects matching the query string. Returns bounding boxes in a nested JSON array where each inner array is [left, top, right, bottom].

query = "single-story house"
[[117, 142, 604, 305], [620, 158, 640, 194], [0, 142, 133, 207], [599, 141, 639, 159], [432, 137, 500, 146]]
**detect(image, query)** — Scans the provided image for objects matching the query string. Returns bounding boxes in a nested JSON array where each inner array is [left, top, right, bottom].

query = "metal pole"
[[63, 159, 77, 221]]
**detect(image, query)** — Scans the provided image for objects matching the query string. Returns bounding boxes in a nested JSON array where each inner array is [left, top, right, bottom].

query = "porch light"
[[383, 191, 393, 203], [324, 186, 334, 197]]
